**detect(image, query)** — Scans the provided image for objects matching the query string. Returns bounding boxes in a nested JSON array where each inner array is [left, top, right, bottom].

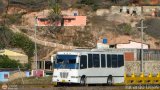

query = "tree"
[[11, 33, 35, 57], [118, 23, 133, 35], [111, 0, 117, 3], [48, 0, 62, 24], [0, 55, 22, 69], [47, 0, 63, 34]]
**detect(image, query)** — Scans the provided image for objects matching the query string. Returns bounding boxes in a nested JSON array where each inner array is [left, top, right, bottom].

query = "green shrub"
[[0, 26, 34, 57], [9, 0, 48, 11], [91, 4, 98, 11], [139, 18, 160, 39], [48, 0, 62, 24], [78, 0, 99, 11], [0, 26, 13, 48], [0, 1, 4, 9], [73, 30, 94, 47], [0, 44, 5, 49], [0, 55, 23, 69], [3, 13, 23, 24], [80, 0, 94, 5], [118, 23, 133, 35], [11, 33, 34, 57]]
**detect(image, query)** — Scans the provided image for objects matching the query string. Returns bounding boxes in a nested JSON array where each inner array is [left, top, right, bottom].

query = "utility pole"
[[137, 19, 147, 73], [34, 16, 38, 75], [18, 66, 24, 84]]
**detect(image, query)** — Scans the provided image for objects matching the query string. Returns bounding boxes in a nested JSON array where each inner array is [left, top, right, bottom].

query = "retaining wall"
[[125, 61, 160, 74]]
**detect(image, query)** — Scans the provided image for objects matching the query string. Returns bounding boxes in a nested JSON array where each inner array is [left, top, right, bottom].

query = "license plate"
[[62, 80, 65, 82]]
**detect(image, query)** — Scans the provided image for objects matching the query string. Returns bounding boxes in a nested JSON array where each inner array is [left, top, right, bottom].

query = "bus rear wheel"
[[80, 76, 86, 86], [107, 75, 113, 86]]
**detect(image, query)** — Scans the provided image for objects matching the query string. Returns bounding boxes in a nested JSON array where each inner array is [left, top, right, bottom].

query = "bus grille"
[[60, 72, 68, 78]]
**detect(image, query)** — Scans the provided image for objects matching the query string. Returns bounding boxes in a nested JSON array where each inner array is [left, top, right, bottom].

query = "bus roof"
[[56, 48, 138, 55]]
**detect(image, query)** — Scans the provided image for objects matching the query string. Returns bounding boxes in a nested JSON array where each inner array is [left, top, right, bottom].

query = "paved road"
[[2, 84, 160, 90], [2, 85, 125, 90]]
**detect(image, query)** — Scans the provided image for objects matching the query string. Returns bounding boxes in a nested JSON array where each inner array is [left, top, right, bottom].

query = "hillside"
[[1, 0, 160, 61]]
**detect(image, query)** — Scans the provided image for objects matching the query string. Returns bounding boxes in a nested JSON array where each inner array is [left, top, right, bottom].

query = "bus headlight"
[[71, 76, 79, 78]]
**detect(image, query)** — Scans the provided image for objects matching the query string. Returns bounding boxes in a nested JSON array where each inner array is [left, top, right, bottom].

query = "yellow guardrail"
[[125, 72, 160, 85]]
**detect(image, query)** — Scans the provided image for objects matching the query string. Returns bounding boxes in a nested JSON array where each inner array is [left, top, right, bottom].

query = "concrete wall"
[[125, 61, 160, 74], [9, 71, 30, 81], [0, 49, 28, 64]]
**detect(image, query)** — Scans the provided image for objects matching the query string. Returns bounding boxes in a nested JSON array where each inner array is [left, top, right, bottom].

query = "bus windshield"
[[54, 55, 79, 69]]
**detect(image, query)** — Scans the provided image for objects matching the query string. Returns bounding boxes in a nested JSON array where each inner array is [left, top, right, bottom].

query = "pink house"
[[36, 16, 86, 26], [60, 16, 86, 26]]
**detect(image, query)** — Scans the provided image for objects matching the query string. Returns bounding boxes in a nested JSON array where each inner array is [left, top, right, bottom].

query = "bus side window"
[[112, 54, 118, 68], [93, 54, 100, 67], [118, 55, 124, 67], [80, 55, 87, 69], [107, 54, 111, 68], [101, 54, 106, 67], [88, 54, 92, 68]]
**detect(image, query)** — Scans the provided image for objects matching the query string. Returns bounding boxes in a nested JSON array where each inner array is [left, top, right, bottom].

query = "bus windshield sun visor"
[[56, 55, 77, 60]]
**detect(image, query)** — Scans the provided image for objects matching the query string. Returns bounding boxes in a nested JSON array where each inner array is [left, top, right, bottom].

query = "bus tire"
[[80, 76, 86, 86], [107, 75, 113, 86]]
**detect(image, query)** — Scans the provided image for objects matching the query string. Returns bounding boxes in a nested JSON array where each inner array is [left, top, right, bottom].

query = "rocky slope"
[[1, 0, 160, 60]]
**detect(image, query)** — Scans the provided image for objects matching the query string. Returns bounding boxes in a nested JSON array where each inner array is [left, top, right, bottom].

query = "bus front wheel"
[[107, 75, 113, 85], [80, 76, 86, 86]]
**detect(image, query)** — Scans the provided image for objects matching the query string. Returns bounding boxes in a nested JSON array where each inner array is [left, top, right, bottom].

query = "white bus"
[[52, 49, 125, 85]]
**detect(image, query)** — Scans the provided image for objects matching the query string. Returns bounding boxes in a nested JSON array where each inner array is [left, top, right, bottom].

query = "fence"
[[137, 49, 160, 61], [125, 72, 160, 85]]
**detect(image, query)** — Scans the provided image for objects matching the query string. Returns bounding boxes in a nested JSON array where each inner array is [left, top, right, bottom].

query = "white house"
[[111, 6, 142, 15], [116, 40, 149, 49]]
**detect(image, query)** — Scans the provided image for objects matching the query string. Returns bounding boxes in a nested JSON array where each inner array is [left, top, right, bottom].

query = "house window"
[[4, 74, 8, 79], [126, 9, 130, 14]]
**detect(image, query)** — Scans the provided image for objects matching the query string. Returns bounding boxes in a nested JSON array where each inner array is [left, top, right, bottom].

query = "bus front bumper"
[[52, 77, 80, 84]]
